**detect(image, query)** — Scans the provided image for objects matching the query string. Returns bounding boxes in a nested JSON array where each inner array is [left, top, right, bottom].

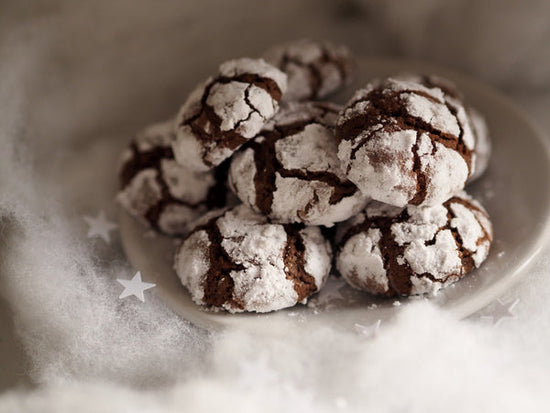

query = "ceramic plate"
[[120, 57, 550, 331]]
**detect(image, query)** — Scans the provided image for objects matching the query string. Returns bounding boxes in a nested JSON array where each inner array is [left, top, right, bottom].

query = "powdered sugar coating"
[[263, 39, 355, 102], [229, 101, 369, 226], [468, 106, 491, 182], [175, 205, 332, 313], [336, 77, 475, 207], [117, 119, 229, 236], [173, 58, 287, 171], [336, 191, 493, 297]]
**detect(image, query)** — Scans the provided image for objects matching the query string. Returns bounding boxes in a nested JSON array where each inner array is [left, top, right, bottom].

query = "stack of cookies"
[[117, 39, 493, 313]]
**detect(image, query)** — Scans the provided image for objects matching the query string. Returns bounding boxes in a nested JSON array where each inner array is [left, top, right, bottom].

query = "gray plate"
[[120, 57, 550, 331]]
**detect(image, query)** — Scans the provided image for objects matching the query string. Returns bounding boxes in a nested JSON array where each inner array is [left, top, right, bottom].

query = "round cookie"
[[468, 106, 491, 182], [173, 58, 287, 172], [336, 76, 476, 208], [393, 73, 491, 182], [229, 101, 369, 226], [336, 191, 493, 297], [263, 39, 355, 102], [175, 204, 332, 313], [117, 119, 231, 236]]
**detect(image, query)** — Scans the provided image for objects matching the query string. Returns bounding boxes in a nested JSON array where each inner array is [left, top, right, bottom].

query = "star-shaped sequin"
[[83, 210, 118, 243], [354, 319, 381, 339], [481, 298, 519, 326], [117, 272, 156, 302]]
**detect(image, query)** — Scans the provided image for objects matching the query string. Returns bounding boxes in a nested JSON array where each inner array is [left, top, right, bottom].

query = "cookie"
[[393, 73, 491, 182], [263, 39, 355, 102], [468, 106, 491, 182], [175, 204, 332, 313], [117, 119, 231, 236], [336, 191, 493, 297], [336, 76, 476, 207], [173, 58, 287, 172], [229, 101, 369, 226]]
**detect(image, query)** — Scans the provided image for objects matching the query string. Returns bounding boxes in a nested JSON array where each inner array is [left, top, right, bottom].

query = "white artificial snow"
[[2, 2, 550, 412]]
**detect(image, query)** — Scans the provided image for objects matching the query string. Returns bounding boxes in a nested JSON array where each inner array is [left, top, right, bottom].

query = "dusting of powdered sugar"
[[229, 101, 368, 226], [299, 226, 332, 289], [335, 192, 493, 296], [117, 169, 162, 223], [175, 205, 332, 313], [336, 228, 389, 295], [173, 58, 287, 172], [117, 119, 220, 236], [262, 39, 355, 102], [336, 77, 473, 208], [174, 229, 212, 304], [134, 119, 175, 151], [468, 106, 491, 182], [160, 159, 214, 204], [342, 127, 417, 208]]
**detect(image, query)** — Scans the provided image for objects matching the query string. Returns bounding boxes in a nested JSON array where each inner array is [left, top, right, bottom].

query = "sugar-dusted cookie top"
[[336, 191, 492, 297], [117, 119, 231, 236], [229, 101, 369, 226], [336, 76, 476, 207], [173, 58, 287, 172], [392, 73, 491, 182], [175, 204, 332, 313], [263, 39, 355, 102]]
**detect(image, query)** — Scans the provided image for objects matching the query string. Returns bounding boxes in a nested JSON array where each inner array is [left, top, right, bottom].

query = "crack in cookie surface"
[[243, 103, 360, 218], [119, 140, 228, 235], [337, 193, 492, 297], [194, 212, 245, 310], [337, 82, 474, 206], [282, 224, 317, 301]]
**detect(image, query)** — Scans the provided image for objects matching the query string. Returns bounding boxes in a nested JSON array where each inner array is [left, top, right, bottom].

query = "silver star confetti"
[[117, 271, 156, 302], [354, 319, 381, 339], [481, 298, 519, 326], [83, 210, 118, 243]]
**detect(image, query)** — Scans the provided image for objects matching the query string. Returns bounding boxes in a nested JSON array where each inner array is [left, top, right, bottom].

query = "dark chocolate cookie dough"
[[173, 58, 287, 172], [175, 204, 332, 313], [117, 119, 231, 236], [336, 191, 492, 297], [229, 101, 369, 226], [336, 76, 476, 207]]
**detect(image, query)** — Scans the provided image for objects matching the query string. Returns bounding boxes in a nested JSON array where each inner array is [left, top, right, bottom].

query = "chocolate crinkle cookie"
[[117, 119, 231, 236], [467, 106, 491, 182], [336, 76, 476, 208], [229, 101, 369, 226], [393, 73, 491, 182], [173, 58, 287, 172], [175, 204, 332, 313], [263, 39, 355, 102], [336, 191, 493, 297]]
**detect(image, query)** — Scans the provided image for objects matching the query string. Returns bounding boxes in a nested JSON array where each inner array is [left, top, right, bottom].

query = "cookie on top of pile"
[[117, 39, 493, 313]]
